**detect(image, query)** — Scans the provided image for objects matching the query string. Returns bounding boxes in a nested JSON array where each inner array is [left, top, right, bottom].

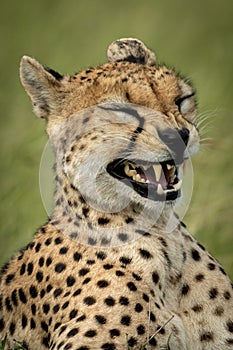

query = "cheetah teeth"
[[123, 161, 182, 194]]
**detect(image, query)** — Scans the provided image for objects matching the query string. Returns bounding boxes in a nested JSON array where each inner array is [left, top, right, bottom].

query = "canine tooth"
[[124, 164, 130, 175], [153, 164, 162, 182], [157, 184, 164, 195], [140, 178, 146, 183], [142, 164, 151, 171], [129, 170, 137, 176], [135, 174, 142, 182], [166, 164, 173, 170], [173, 180, 182, 190]]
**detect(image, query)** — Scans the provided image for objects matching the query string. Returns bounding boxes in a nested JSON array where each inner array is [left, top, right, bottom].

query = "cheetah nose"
[[158, 127, 190, 163]]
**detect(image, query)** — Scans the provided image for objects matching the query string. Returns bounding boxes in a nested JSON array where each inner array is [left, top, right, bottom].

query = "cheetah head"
[[20, 38, 199, 225]]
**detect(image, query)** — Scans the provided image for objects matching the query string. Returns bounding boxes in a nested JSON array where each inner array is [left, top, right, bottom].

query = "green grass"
[[0, 0, 233, 279]]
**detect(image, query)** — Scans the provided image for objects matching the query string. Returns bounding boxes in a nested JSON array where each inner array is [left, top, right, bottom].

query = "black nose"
[[158, 127, 190, 163]]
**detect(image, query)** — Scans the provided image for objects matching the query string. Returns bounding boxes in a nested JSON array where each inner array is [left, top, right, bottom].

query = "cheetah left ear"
[[20, 56, 64, 119], [107, 38, 156, 66]]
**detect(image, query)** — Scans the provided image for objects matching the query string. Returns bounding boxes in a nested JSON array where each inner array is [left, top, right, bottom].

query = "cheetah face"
[[20, 38, 199, 218]]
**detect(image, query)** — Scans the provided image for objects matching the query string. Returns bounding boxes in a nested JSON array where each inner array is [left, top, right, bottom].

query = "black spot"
[[95, 315, 107, 324], [227, 320, 233, 333], [82, 277, 91, 285], [54, 288, 63, 298], [142, 293, 149, 302], [181, 284, 190, 295], [69, 309, 78, 320], [73, 252, 82, 261], [158, 237, 168, 247], [35, 243, 41, 252], [46, 257, 52, 267], [149, 312, 156, 322], [214, 306, 224, 316], [226, 339, 233, 344], [9, 322, 15, 335], [64, 344, 72, 350], [55, 263, 66, 273], [127, 282, 137, 291], [67, 328, 79, 337], [88, 237, 97, 245], [45, 238, 52, 246], [97, 280, 109, 288], [85, 329, 97, 337], [224, 291, 231, 300], [110, 328, 120, 338], [200, 332, 214, 342], [209, 288, 218, 299], [73, 288, 82, 297], [119, 296, 129, 305], [30, 318, 36, 329], [59, 247, 68, 254], [96, 251, 107, 260], [101, 344, 116, 350], [118, 233, 128, 242], [36, 271, 43, 282], [76, 315, 86, 322], [53, 304, 60, 314], [98, 217, 110, 225], [207, 263, 216, 270], [62, 301, 69, 309], [197, 242, 206, 251], [127, 337, 137, 347], [79, 268, 90, 276], [195, 273, 205, 282], [132, 272, 142, 281], [86, 259, 95, 265], [192, 304, 203, 312], [27, 262, 34, 275], [5, 297, 12, 311], [103, 264, 113, 270], [67, 276, 76, 287], [43, 303, 50, 314], [135, 303, 143, 312], [191, 249, 201, 261], [125, 217, 134, 224], [82, 207, 89, 217], [139, 248, 153, 259], [76, 347, 89, 350], [119, 256, 132, 265], [149, 337, 157, 346], [40, 289, 46, 298], [29, 285, 38, 298], [121, 315, 131, 326], [104, 296, 115, 306], [137, 324, 145, 335], [46, 284, 52, 293], [135, 229, 151, 236], [21, 314, 27, 328], [31, 304, 36, 315], [18, 288, 27, 304], [11, 289, 18, 306], [39, 257, 45, 267], [116, 270, 125, 277], [5, 273, 15, 285], [55, 237, 63, 245], [84, 296, 96, 305], [20, 263, 26, 275], [152, 271, 159, 284]]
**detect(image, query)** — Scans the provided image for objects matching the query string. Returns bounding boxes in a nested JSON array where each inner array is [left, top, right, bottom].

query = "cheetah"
[[0, 38, 232, 350]]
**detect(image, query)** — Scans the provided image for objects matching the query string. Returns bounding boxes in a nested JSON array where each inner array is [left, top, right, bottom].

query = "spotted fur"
[[0, 38, 232, 349]]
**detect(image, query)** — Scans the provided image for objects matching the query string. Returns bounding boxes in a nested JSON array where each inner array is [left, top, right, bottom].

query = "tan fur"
[[0, 39, 232, 350]]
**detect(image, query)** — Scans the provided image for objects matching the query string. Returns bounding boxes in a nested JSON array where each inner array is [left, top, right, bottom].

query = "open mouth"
[[107, 158, 182, 201]]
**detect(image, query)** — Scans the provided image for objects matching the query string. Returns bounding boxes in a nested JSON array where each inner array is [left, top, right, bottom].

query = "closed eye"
[[175, 92, 196, 123]]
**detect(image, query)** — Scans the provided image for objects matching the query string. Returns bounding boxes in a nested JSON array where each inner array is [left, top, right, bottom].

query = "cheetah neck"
[[50, 171, 179, 247]]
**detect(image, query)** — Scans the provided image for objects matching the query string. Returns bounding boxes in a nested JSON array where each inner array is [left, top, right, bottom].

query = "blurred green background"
[[0, 0, 232, 279]]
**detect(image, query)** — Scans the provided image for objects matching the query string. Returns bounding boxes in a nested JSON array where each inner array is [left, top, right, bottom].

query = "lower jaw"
[[119, 178, 180, 202]]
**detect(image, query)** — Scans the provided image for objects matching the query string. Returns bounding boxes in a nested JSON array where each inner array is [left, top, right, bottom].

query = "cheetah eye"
[[175, 93, 196, 123]]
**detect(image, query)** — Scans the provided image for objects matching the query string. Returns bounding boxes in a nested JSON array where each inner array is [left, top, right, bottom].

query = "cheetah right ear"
[[20, 56, 64, 119], [107, 38, 156, 66]]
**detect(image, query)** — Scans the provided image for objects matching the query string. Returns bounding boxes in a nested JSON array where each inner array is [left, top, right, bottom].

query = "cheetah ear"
[[20, 56, 64, 119], [107, 38, 156, 66]]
